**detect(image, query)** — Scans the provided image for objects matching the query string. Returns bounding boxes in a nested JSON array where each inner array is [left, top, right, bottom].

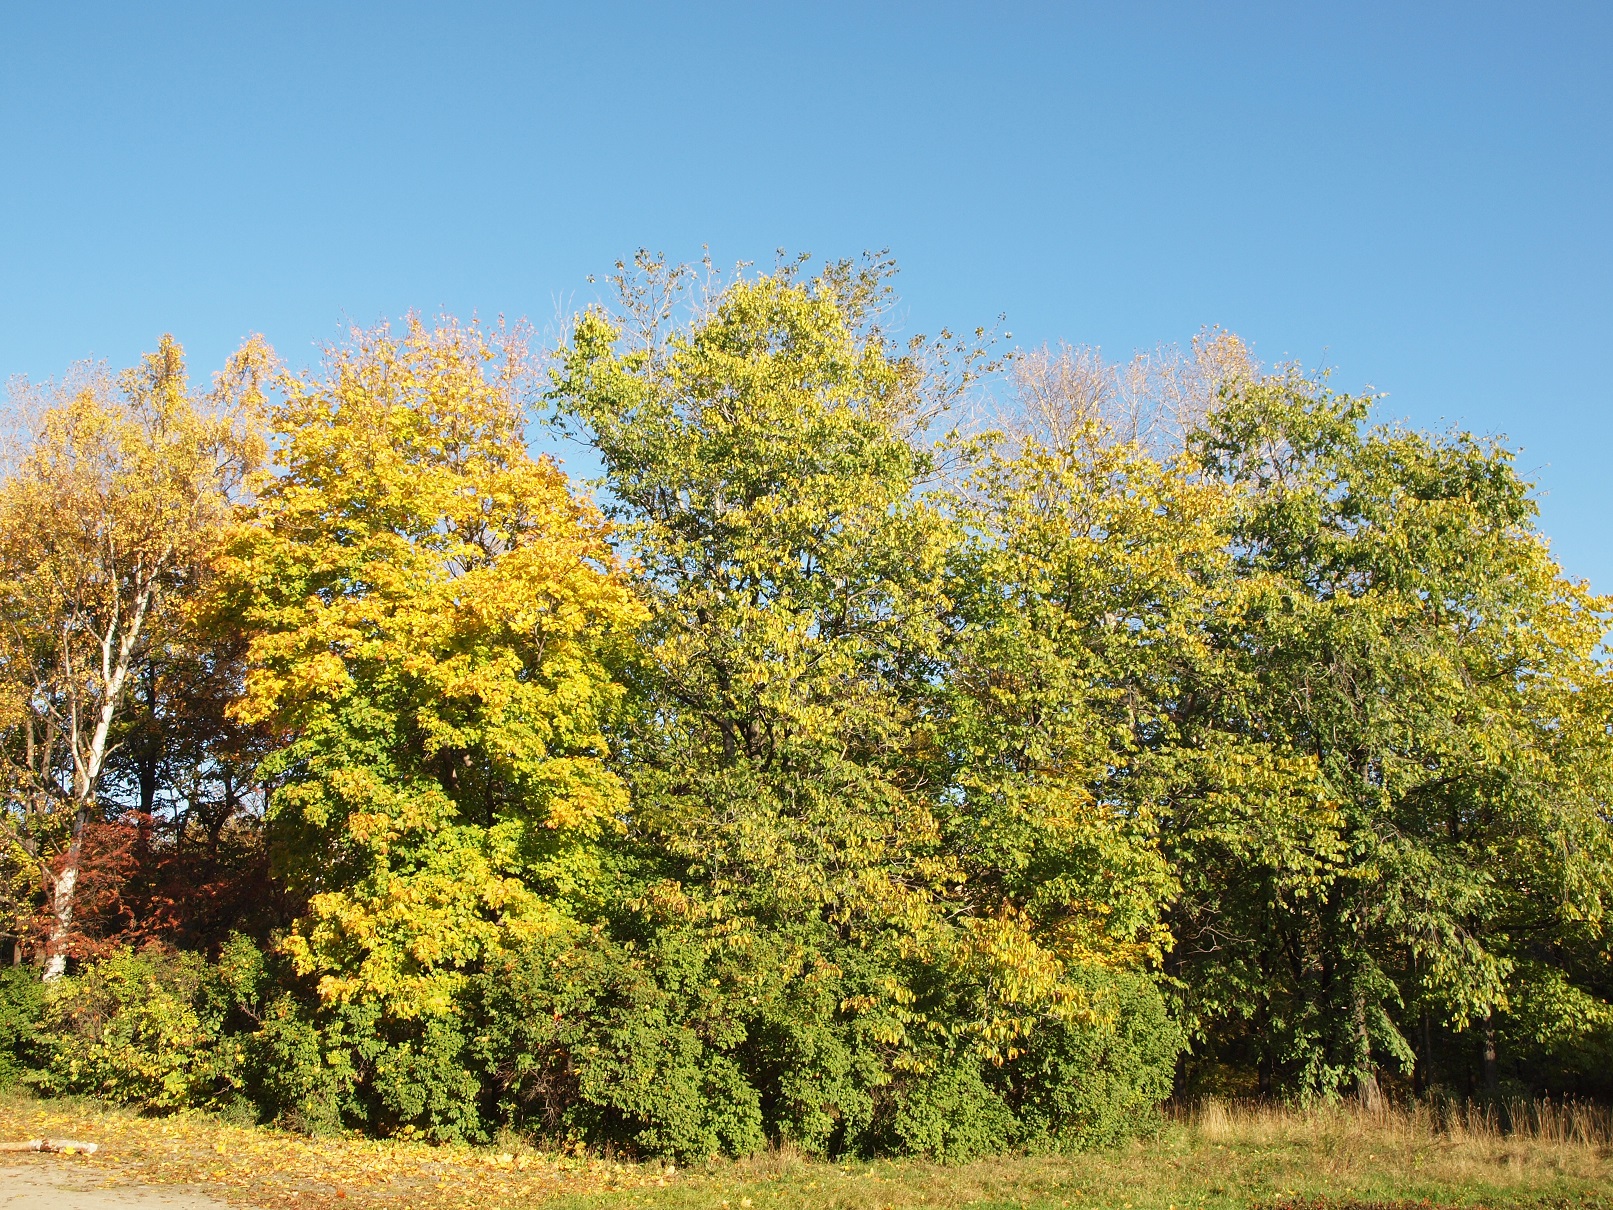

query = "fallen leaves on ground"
[[4, 1096, 1613, 1210], [0, 1093, 672, 1209]]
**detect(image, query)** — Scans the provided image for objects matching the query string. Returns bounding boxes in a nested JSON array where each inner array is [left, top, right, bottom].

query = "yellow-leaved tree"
[[0, 337, 267, 978], [218, 317, 643, 1019]]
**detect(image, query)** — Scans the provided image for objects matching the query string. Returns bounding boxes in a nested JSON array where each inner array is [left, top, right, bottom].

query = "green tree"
[[939, 379, 1311, 1130], [551, 255, 1183, 1157], [553, 255, 971, 1153], [1172, 368, 1613, 1102]]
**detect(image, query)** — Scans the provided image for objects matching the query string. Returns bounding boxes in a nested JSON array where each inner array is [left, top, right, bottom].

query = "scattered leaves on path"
[[0, 1095, 671, 1209]]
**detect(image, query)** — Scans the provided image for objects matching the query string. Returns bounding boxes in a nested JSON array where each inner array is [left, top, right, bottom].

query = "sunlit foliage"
[[0, 258, 1608, 1158]]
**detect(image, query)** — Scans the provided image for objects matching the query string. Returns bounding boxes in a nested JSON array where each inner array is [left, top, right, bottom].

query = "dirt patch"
[[1, 1161, 241, 1208]]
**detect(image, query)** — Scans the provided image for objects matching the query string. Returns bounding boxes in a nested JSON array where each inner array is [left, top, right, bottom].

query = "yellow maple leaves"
[[217, 316, 644, 1018]]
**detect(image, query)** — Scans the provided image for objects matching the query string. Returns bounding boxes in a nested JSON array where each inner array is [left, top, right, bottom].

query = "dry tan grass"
[[1184, 1095, 1613, 1149]]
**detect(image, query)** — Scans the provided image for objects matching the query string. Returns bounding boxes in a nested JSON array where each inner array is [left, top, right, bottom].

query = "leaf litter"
[[0, 1095, 672, 1209]]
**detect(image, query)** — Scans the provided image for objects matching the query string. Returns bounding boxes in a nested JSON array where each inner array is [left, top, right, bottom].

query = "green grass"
[[2, 1092, 1608, 1210], [544, 1100, 1613, 1210]]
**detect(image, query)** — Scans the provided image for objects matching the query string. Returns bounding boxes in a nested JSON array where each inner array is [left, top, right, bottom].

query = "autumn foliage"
[[0, 255, 1609, 1160]]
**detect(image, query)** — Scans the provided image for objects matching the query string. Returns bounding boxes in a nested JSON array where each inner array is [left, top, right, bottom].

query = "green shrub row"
[[0, 939, 1180, 1162]]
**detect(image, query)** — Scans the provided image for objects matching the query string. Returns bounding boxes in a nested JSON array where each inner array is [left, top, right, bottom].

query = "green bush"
[[468, 935, 1185, 1161], [36, 946, 241, 1111], [12, 935, 1183, 1160], [369, 1013, 484, 1144], [887, 1059, 1017, 1163], [242, 997, 348, 1134], [18, 938, 1185, 1159], [0, 966, 44, 1088], [470, 927, 766, 1161], [1004, 965, 1184, 1150], [238, 986, 481, 1142]]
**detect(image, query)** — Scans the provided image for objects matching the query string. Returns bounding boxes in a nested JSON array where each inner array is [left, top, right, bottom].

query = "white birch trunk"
[[40, 576, 157, 982]]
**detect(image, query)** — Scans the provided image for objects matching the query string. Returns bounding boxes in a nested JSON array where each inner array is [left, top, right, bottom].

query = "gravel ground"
[[1, 1163, 241, 1210]]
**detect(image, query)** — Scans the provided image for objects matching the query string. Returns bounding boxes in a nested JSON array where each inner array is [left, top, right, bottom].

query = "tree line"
[[1, 255, 1609, 1158]]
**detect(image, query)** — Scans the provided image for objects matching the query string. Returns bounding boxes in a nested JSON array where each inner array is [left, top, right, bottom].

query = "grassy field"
[[1, 1092, 1608, 1210]]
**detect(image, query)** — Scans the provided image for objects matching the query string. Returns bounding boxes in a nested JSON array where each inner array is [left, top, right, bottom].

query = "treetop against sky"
[[2, 3, 1608, 587]]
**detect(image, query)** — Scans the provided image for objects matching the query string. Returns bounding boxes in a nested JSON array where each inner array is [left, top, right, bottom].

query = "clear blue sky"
[[3, 3, 1609, 588]]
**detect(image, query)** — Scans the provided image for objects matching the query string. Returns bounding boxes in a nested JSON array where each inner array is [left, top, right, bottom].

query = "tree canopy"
[[1, 256, 1608, 1157]]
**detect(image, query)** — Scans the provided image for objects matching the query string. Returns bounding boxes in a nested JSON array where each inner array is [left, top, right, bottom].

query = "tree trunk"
[[42, 863, 78, 980], [40, 582, 155, 982], [1353, 983, 1382, 1112], [1483, 1014, 1498, 1098], [1416, 1007, 1433, 1096], [1356, 1066, 1383, 1113], [137, 752, 158, 861]]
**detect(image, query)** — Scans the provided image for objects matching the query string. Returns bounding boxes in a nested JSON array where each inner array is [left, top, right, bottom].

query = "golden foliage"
[[217, 316, 645, 1018]]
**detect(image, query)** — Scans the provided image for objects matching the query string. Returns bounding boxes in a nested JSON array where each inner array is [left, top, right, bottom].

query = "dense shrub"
[[1004, 966, 1184, 1150], [35, 946, 240, 1110], [886, 1059, 1018, 1163], [243, 997, 349, 1135], [465, 931, 1183, 1162], [368, 1014, 484, 1143], [0, 966, 44, 1089], [469, 928, 766, 1159], [248, 989, 484, 1143]]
